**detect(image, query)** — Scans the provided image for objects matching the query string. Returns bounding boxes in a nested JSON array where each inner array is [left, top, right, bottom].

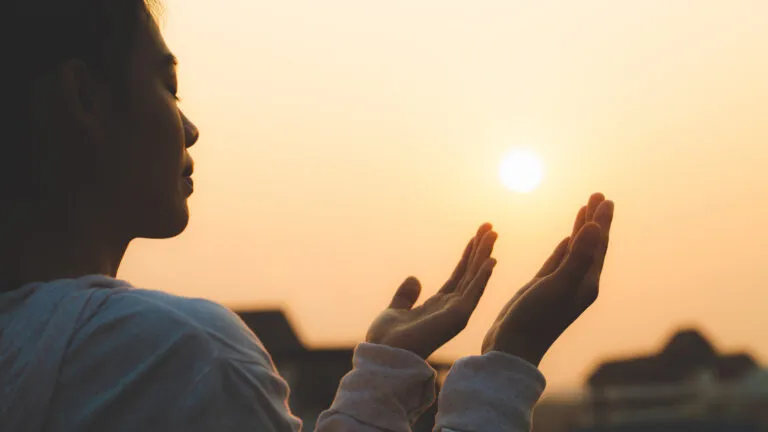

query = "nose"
[[181, 111, 200, 148]]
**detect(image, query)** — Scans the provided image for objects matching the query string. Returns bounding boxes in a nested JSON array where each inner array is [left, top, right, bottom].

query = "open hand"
[[482, 193, 614, 366], [367, 224, 498, 359]]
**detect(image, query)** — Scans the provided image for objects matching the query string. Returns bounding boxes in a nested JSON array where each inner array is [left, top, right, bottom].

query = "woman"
[[0, 1, 614, 431]]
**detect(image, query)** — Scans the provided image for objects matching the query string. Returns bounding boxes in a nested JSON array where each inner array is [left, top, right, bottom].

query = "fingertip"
[[594, 200, 615, 225], [476, 258, 496, 279], [572, 206, 588, 233], [405, 276, 421, 286], [389, 277, 422, 309], [475, 231, 498, 251], [603, 200, 615, 216], [589, 192, 606, 202], [401, 276, 422, 292], [401, 276, 422, 294], [478, 258, 496, 278], [476, 222, 493, 236]]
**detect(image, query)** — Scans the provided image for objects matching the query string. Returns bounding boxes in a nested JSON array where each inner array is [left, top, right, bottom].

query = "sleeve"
[[434, 351, 546, 432], [168, 355, 303, 431], [315, 343, 437, 431]]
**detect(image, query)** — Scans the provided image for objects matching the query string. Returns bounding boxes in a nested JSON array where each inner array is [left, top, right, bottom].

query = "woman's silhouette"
[[0, 1, 614, 431]]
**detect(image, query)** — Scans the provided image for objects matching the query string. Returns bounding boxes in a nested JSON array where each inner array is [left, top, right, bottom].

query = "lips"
[[182, 158, 195, 177]]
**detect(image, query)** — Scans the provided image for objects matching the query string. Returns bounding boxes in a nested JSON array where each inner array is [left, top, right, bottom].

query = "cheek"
[[140, 93, 185, 161], [149, 105, 185, 190], [115, 91, 185, 193], [146, 89, 185, 145]]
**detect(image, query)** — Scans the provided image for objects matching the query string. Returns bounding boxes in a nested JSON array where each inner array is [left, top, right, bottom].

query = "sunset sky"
[[119, 0, 768, 392]]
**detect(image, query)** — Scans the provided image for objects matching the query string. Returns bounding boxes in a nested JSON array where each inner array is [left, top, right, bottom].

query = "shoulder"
[[67, 287, 272, 369], [46, 287, 291, 430]]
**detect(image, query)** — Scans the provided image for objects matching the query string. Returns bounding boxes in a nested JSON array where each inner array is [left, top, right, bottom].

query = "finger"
[[585, 192, 606, 222], [460, 229, 497, 288], [465, 223, 493, 272], [460, 230, 498, 292], [463, 258, 497, 305], [440, 223, 492, 294], [593, 199, 614, 238], [584, 199, 615, 287], [551, 223, 600, 288], [536, 236, 571, 278], [570, 206, 587, 245], [591, 200, 615, 267], [438, 237, 475, 294], [388, 277, 422, 310]]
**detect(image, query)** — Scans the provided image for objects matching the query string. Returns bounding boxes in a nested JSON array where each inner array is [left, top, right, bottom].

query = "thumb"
[[388, 277, 422, 310]]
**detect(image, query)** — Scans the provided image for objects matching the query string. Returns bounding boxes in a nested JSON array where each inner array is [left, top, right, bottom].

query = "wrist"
[[365, 337, 432, 360], [485, 339, 544, 367], [492, 349, 542, 367]]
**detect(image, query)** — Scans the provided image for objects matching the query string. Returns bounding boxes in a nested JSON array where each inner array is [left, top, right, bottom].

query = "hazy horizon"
[[118, 0, 768, 392]]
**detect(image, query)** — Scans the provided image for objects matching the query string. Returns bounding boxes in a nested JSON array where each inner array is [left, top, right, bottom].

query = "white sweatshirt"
[[0, 275, 545, 431]]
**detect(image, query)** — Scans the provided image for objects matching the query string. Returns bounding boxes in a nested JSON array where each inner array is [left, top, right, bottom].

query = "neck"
[[0, 202, 130, 291]]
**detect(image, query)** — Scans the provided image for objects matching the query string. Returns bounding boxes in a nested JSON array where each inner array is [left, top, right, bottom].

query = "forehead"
[[133, 12, 174, 68]]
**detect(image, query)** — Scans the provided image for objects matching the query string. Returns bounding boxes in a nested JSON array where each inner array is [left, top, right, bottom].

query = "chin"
[[137, 200, 191, 240]]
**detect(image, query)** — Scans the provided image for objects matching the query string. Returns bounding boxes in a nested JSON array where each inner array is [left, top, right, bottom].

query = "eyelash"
[[170, 87, 182, 102]]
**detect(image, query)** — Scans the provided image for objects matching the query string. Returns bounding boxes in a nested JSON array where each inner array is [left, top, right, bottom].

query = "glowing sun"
[[499, 148, 545, 193]]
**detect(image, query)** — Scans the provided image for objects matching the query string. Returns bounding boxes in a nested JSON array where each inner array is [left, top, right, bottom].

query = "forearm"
[[435, 351, 545, 432], [315, 343, 437, 431]]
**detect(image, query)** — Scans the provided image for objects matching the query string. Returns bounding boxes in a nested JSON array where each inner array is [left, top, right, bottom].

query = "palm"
[[482, 194, 615, 366], [367, 224, 498, 359], [369, 292, 471, 359]]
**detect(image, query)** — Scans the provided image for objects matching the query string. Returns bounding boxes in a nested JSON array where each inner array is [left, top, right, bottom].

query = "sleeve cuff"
[[319, 343, 437, 430], [435, 351, 546, 431]]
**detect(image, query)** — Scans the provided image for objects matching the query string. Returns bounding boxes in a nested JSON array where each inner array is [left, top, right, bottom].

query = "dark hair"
[[5, 0, 160, 82], [0, 0, 160, 198]]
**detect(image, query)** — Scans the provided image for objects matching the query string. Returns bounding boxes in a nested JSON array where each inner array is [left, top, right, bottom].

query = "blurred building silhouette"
[[236, 309, 448, 430], [574, 328, 768, 431], [588, 329, 757, 388]]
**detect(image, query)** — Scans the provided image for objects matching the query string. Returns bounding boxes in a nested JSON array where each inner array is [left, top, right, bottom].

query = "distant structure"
[[575, 328, 768, 431], [588, 329, 757, 389], [236, 309, 449, 430]]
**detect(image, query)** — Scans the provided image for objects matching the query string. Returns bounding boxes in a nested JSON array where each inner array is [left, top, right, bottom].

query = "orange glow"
[[119, 0, 768, 392]]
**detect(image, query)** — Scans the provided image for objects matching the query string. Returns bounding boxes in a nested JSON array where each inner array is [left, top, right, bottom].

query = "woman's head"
[[3, 0, 199, 241]]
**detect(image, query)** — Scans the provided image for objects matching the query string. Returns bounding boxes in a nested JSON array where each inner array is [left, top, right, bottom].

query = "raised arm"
[[435, 193, 615, 432]]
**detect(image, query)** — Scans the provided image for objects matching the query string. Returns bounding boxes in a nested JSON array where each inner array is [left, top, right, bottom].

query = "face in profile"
[[100, 11, 200, 240], [4, 5, 199, 247]]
